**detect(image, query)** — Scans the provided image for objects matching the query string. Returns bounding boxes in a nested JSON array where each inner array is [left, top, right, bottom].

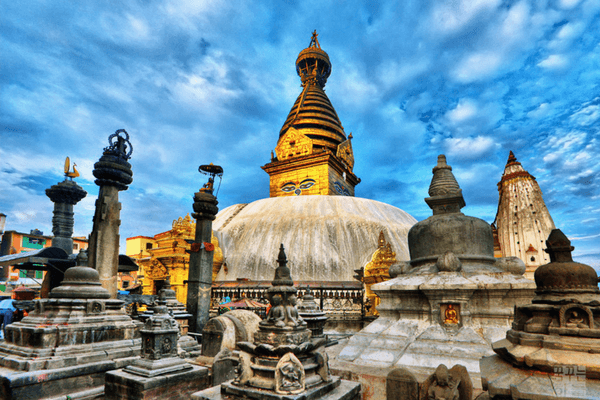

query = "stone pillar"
[[43, 177, 87, 296], [187, 173, 219, 334], [88, 130, 133, 299]]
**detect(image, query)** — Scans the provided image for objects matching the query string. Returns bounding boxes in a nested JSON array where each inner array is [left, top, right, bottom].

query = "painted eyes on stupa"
[[298, 179, 315, 189], [281, 179, 316, 195]]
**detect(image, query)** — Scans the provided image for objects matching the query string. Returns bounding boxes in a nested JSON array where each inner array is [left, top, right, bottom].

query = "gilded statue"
[[444, 304, 459, 324]]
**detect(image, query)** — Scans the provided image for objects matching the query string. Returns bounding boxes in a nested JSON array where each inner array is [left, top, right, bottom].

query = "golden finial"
[[64, 157, 80, 179], [310, 30, 321, 49]]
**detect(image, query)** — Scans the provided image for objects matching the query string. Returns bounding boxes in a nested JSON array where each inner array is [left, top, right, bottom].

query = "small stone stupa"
[[480, 229, 600, 399], [338, 155, 536, 374], [105, 290, 209, 399], [0, 261, 140, 399], [192, 244, 360, 399]]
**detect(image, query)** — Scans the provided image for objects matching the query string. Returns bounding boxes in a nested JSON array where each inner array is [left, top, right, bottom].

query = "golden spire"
[[279, 31, 346, 154]]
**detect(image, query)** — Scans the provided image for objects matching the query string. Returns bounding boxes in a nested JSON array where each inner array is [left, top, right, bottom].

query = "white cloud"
[[446, 99, 478, 123], [558, 0, 582, 9], [430, 0, 501, 34], [451, 51, 503, 83], [570, 105, 600, 126], [538, 54, 569, 70], [527, 102, 554, 119], [443, 136, 500, 159]]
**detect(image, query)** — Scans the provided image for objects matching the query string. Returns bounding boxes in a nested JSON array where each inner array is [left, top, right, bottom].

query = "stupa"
[[211, 32, 416, 286], [480, 229, 600, 399], [492, 151, 555, 279], [192, 244, 361, 399], [0, 261, 141, 399], [337, 155, 536, 373]]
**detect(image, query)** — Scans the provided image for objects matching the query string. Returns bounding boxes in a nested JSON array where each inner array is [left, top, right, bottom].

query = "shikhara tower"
[[262, 30, 360, 197], [492, 151, 555, 279]]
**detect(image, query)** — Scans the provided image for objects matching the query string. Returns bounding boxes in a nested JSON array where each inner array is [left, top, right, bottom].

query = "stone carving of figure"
[[280, 362, 302, 391], [444, 304, 459, 324], [566, 310, 587, 329], [421, 364, 472, 400], [261, 294, 286, 327], [286, 295, 305, 327], [427, 365, 459, 400]]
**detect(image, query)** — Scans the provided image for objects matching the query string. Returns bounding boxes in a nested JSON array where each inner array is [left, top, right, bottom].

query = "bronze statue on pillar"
[[87, 129, 133, 299], [186, 163, 221, 333]]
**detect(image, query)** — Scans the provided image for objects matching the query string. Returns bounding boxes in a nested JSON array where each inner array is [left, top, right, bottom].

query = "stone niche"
[[0, 266, 141, 400]]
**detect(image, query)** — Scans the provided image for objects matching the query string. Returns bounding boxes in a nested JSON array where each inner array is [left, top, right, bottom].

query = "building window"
[[123, 281, 130, 288], [146, 243, 153, 250], [73, 243, 79, 251], [36, 270, 44, 279]]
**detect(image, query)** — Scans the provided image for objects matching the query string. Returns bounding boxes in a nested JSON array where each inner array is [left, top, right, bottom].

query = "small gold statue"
[[64, 157, 80, 179], [444, 304, 459, 324]]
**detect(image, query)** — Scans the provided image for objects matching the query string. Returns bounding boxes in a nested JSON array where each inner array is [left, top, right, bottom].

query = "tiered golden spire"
[[279, 30, 347, 154]]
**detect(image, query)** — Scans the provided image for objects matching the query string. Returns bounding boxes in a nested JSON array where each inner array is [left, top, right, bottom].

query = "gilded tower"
[[262, 31, 360, 197], [492, 151, 555, 279]]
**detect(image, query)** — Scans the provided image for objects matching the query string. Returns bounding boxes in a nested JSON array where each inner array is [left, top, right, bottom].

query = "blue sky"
[[1, 1, 599, 267]]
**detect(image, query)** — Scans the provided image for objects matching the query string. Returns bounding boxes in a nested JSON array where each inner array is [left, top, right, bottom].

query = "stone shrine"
[[192, 244, 361, 399], [338, 155, 536, 373], [297, 287, 327, 338], [105, 290, 209, 399], [0, 263, 140, 399], [480, 229, 600, 399]]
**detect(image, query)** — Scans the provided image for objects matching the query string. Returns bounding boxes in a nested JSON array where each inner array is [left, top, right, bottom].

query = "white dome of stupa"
[[212, 195, 417, 282]]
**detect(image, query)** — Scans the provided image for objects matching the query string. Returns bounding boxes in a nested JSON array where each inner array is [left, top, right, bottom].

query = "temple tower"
[[492, 151, 555, 279], [262, 30, 360, 197]]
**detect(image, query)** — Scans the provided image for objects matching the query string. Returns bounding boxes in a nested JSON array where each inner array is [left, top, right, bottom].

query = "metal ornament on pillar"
[[88, 129, 133, 299], [187, 163, 222, 334]]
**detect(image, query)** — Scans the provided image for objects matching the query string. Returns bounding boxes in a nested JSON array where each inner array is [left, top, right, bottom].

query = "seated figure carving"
[[286, 295, 305, 327], [261, 294, 286, 327], [566, 310, 588, 329], [444, 304, 459, 324]]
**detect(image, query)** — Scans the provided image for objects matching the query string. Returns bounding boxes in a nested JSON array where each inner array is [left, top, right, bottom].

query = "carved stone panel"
[[275, 352, 305, 395]]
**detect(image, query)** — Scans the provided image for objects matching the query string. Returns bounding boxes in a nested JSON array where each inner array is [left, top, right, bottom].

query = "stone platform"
[[192, 376, 361, 400], [106, 364, 209, 400]]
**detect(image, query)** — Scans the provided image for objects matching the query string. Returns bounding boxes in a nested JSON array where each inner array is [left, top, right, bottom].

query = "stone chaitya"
[[297, 287, 327, 339], [105, 290, 209, 399], [0, 262, 140, 399], [338, 155, 536, 374], [480, 229, 600, 399], [192, 244, 361, 399]]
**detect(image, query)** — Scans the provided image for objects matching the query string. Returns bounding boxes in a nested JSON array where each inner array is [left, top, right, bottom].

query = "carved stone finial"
[[425, 155, 466, 215], [544, 228, 574, 262], [272, 244, 293, 286]]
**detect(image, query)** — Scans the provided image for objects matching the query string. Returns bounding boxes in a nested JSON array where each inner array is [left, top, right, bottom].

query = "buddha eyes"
[[280, 179, 316, 194], [298, 179, 315, 189], [281, 182, 297, 192]]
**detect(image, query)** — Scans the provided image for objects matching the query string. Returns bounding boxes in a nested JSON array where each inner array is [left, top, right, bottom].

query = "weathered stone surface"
[[0, 264, 141, 399], [337, 155, 535, 374], [212, 348, 237, 386], [105, 364, 209, 400], [480, 229, 600, 399], [386, 368, 418, 400]]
